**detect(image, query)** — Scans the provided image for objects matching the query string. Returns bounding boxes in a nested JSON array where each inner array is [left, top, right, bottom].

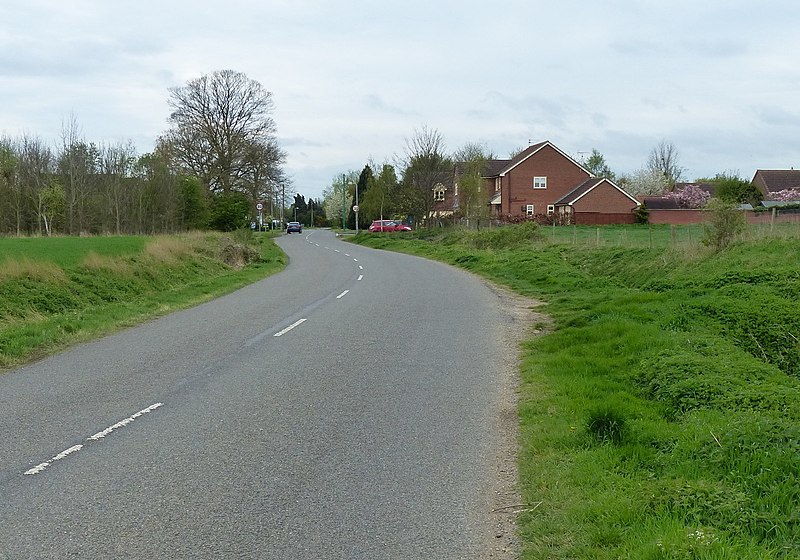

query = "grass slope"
[[352, 224, 799, 559], [0, 232, 286, 370]]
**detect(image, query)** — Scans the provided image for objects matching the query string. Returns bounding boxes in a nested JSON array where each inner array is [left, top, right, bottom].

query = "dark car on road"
[[368, 220, 412, 232], [286, 221, 302, 233]]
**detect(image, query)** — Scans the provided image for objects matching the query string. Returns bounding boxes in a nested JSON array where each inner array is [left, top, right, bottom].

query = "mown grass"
[[0, 232, 286, 370], [351, 224, 800, 559]]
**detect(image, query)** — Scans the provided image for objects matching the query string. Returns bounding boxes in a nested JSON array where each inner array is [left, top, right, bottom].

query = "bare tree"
[[59, 115, 98, 234], [18, 134, 56, 235], [647, 140, 684, 186], [398, 126, 452, 225], [99, 141, 137, 234], [165, 70, 281, 195]]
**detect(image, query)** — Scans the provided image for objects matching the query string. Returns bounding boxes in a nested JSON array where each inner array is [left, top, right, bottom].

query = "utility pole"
[[355, 180, 359, 234], [341, 174, 346, 230]]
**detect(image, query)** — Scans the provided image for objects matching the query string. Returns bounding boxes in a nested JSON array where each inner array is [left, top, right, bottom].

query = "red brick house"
[[752, 170, 800, 197], [484, 141, 592, 219], [554, 178, 640, 225], [440, 140, 640, 224]]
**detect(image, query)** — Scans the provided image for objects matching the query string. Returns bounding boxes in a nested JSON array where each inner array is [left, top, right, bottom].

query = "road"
[[0, 229, 524, 559]]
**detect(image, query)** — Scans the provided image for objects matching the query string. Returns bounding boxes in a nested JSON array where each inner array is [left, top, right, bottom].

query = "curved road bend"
[[0, 228, 522, 559]]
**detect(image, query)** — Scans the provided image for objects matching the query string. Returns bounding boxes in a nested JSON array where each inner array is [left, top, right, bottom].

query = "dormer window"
[[433, 184, 446, 201]]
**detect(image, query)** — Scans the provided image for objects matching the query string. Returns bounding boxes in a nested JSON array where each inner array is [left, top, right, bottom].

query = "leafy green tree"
[[584, 149, 615, 180], [398, 126, 452, 226], [0, 138, 21, 234], [41, 180, 66, 235], [714, 173, 762, 206], [361, 163, 398, 222], [452, 142, 492, 228], [180, 176, 210, 230], [209, 191, 249, 231], [347, 165, 372, 230], [289, 193, 308, 224]]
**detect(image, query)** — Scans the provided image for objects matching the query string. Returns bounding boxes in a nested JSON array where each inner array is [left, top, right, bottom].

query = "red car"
[[368, 220, 412, 232]]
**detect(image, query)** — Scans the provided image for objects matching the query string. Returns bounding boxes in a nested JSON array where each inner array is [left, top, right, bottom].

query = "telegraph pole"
[[341, 174, 346, 230]]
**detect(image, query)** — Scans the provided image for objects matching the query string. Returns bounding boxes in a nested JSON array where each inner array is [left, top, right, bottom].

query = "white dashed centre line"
[[358, 275, 363, 281], [274, 318, 307, 337], [336, 290, 350, 299], [24, 402, 164, 476]]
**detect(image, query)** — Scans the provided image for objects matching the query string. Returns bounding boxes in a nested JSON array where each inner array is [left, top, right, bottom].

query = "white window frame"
[[533, 176, 547, 189], [547, 205, 555, 216], [433, 186, 445, 202], [495, 177, 501, 192], [526, 204, 534, 216]]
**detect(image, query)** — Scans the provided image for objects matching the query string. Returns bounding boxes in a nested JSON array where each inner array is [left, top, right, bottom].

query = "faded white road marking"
[[358, 265, 363, 270], [274, 318, 307, 337], [88, 402, 164, 441], [25, 402, 164, 475], [25, 444, 83, 475], [358, 275, 363, 281], [353, 258, 358, 262], [336, 290, 350, 299]]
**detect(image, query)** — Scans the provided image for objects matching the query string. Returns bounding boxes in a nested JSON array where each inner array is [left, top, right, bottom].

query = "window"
[[433, 184, 445, 201], [533, 176, 547, 189], [526, 204, 534, 215], [547, 205, 555, 216], [495, 178, 501, 192]]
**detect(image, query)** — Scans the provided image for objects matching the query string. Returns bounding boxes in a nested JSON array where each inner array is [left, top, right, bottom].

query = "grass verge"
[[0, 231, 286, 370], [351, 224, 799, 559]]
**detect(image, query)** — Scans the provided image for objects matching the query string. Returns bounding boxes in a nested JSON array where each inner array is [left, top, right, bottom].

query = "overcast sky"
[[2, 0, 799, 201]]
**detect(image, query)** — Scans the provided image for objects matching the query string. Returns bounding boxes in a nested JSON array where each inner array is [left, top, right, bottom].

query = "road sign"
[[256, 203, 263, 210], [353, 205, 359, 212]]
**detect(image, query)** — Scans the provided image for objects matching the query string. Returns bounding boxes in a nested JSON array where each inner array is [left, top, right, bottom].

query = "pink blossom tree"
[[666, 184, 711, 208], [768, 189, 800, 202]]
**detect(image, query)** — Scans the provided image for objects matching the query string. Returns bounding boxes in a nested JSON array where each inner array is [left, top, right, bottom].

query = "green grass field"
[[352, 223, 800, 559], [0, 232, 286, 369]]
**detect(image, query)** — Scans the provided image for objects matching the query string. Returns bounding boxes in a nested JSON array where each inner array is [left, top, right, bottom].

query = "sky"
[[2, 0, 799, 201]]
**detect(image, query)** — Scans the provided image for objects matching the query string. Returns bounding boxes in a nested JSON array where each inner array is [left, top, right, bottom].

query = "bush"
[[701, 199, 746, 250]]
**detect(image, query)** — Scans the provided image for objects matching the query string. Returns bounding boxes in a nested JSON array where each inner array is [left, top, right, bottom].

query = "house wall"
[[575, 213, 636, 225], [649, 209, 800, 225], [572, 182, 638, 214], [648, 209, 706, 224], [503, 145, 590, 216]]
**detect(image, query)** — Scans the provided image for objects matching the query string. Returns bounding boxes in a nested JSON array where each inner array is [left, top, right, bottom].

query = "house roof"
[[752, 170, 800, 192], [479, 140, 590, 178], [641, 196, 681, 210], [554, 178, 640, 207]]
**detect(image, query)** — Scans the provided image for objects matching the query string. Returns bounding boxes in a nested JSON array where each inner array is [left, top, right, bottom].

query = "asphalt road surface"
[[0, 229, 523, 559]]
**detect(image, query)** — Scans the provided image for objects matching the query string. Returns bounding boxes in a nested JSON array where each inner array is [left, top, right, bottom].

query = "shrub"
[[701, 199, 746, 250]]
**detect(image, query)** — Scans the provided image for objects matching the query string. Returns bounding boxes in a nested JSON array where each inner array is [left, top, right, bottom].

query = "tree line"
[[320, 126, 495, 230], [319, 132, 771, 230], [0, 70, 291, 236]]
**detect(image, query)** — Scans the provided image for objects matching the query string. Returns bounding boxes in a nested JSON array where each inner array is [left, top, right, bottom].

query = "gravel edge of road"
[[481, 280, 550, 559]]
